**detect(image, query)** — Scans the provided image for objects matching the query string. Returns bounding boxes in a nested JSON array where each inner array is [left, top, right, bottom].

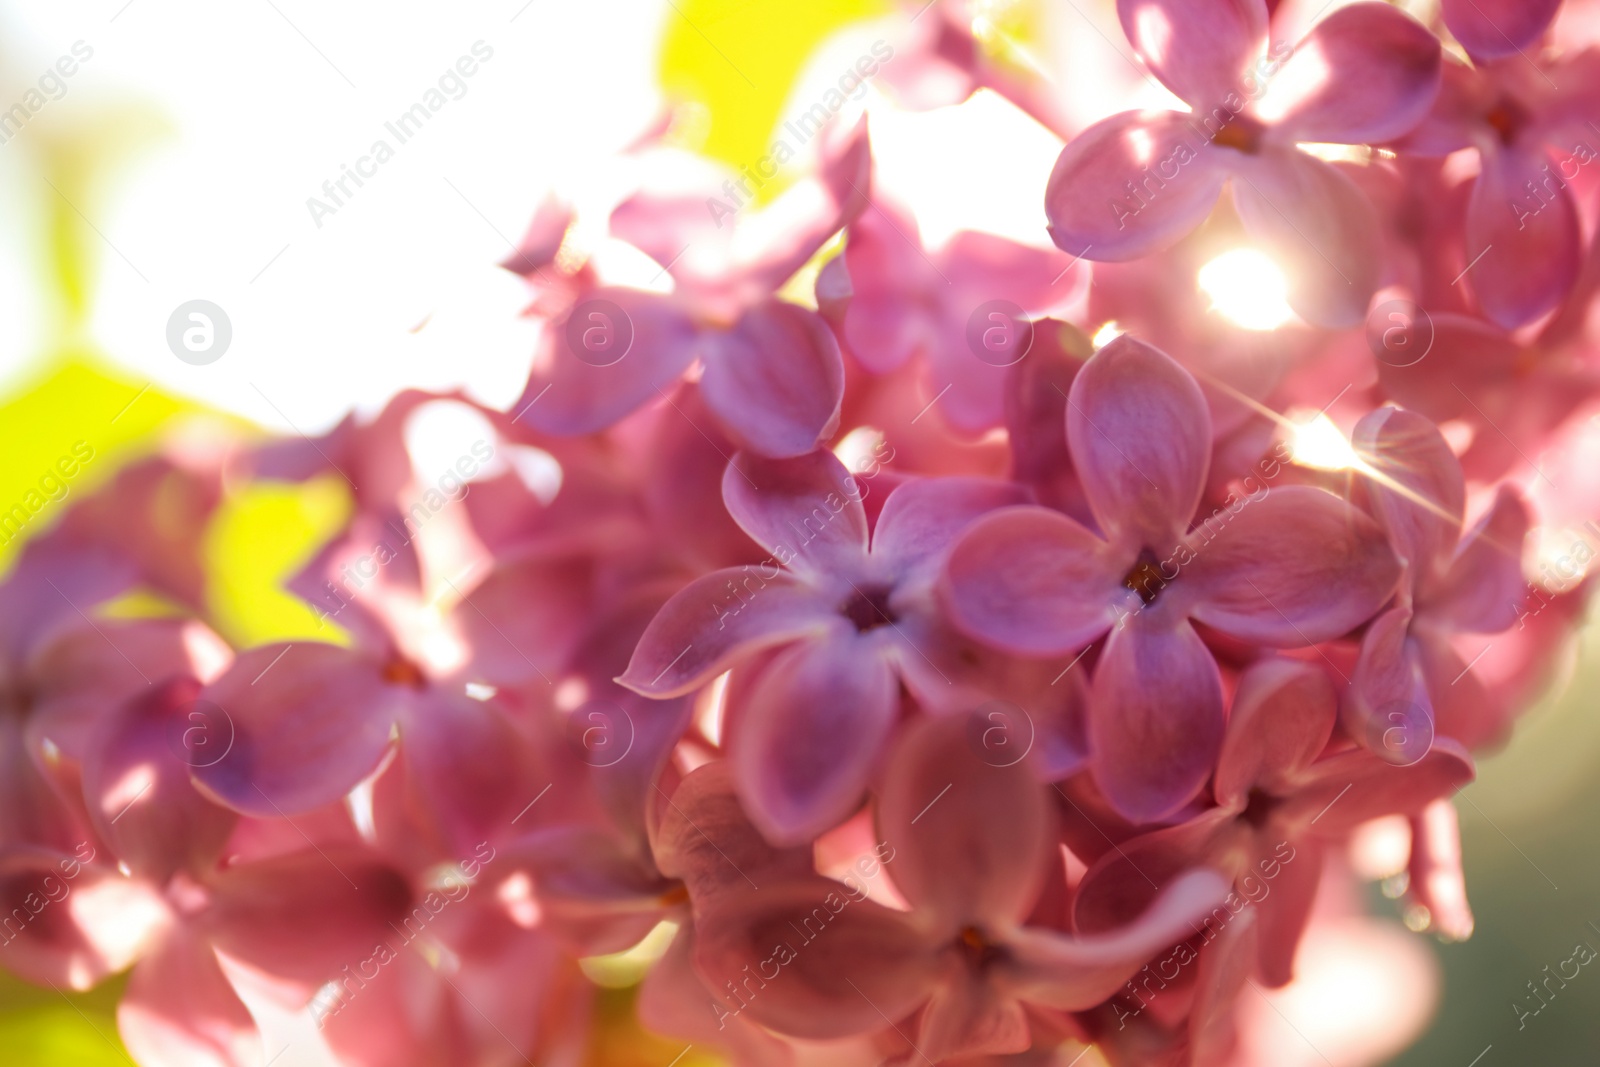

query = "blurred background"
[[0, 0, 1593, 1063]]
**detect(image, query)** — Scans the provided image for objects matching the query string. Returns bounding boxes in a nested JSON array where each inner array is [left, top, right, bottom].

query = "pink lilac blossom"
[[2, 3, 1599, 1066]]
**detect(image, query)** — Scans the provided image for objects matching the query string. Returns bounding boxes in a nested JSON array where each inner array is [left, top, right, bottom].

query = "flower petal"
[[1465, 147, 1581, 329], [397, 691, 532, 856], [206, 849, 416, 993], [700, 302, 845, 459], [191, 644, 401, 817], [516, 288, 700, 436], [1375, 313, 1517, 423], [1231, 151, 1381, 327], [1344, 605, 1434, 764], [1352, 406, 1465, 584], [1089, 616, 1225, 822], [119, 925, 262, 1067], [918, 966, 1031, 1061], [450, 554, 596, 689], [722, 448, 871, 579], [1441, 0, 1561, 62], [1418, 634, 1507, 749], [1184, 485, 1401, 646], [877, 712, 1051, 933], [1004, 868, 1229, 1009], [1072, 810, 1237, 934], [82, 678, 238, 884], [317, 946, 461, 1067], [841, 195, 941, 375], [1116, 0, 1268, 107], [1045, 111, 1226, 261], [1004, 319, 1092, 511], [637, 926, 798, 1064], [654, 760, 815, 911], [1188, 903, 1259, 1061], [1429, 485, 1529, 632], [0, 716, 85, 853], [870, 476, 1030, 582], [691, 879, 936, 1039], [733, 629, 898, 845], [1286, 740, 1474, 836], [0, 847, 165, 990], [1408, 798, 1474, 940], [939, 506, 1128, 657], [1263, 3, 1440, 145], [1069, 335, 1211, 549], [1214, 658, 1338, 807], [24, 617, 227, 767], [617, 568, 836, 698], [1254, 839, 1324, 987]]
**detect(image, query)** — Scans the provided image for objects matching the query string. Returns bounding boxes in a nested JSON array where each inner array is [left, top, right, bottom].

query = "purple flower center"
[[381, 657, 428, 690], [842, 584, 896, 632], [1484, 97, 1530, 146], [1211, 114, 1267, 155], [1123, 551, 1169, 606], [957, 925, 1007, 971]]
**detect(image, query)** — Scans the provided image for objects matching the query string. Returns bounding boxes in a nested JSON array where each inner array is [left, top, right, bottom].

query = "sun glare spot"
[[1091, 321, 1123, 348], [1288, 410, 1360, 471], [1197, 249, 1295, 331]]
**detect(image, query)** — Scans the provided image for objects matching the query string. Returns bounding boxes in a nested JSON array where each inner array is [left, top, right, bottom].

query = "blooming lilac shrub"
[[2, 1, 1597, 1064]]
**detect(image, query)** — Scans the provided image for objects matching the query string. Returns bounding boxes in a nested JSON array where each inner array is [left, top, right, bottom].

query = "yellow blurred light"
[[1197, 248, 1295, 331], [1091, 321, 1123, 348], [1289, 411, 1361, 471], [580, 920, 680, 989]]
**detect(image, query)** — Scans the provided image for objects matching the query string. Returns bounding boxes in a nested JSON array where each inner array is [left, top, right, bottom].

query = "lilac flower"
[[939, 336, 1400, 819], [1045, 0, 1441, 325], [620, 448, 1026, 842]]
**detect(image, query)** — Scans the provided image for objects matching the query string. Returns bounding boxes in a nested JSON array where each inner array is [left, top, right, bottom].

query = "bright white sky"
[[0, 0, 1117, 441], [0, 0, 671, 433]]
